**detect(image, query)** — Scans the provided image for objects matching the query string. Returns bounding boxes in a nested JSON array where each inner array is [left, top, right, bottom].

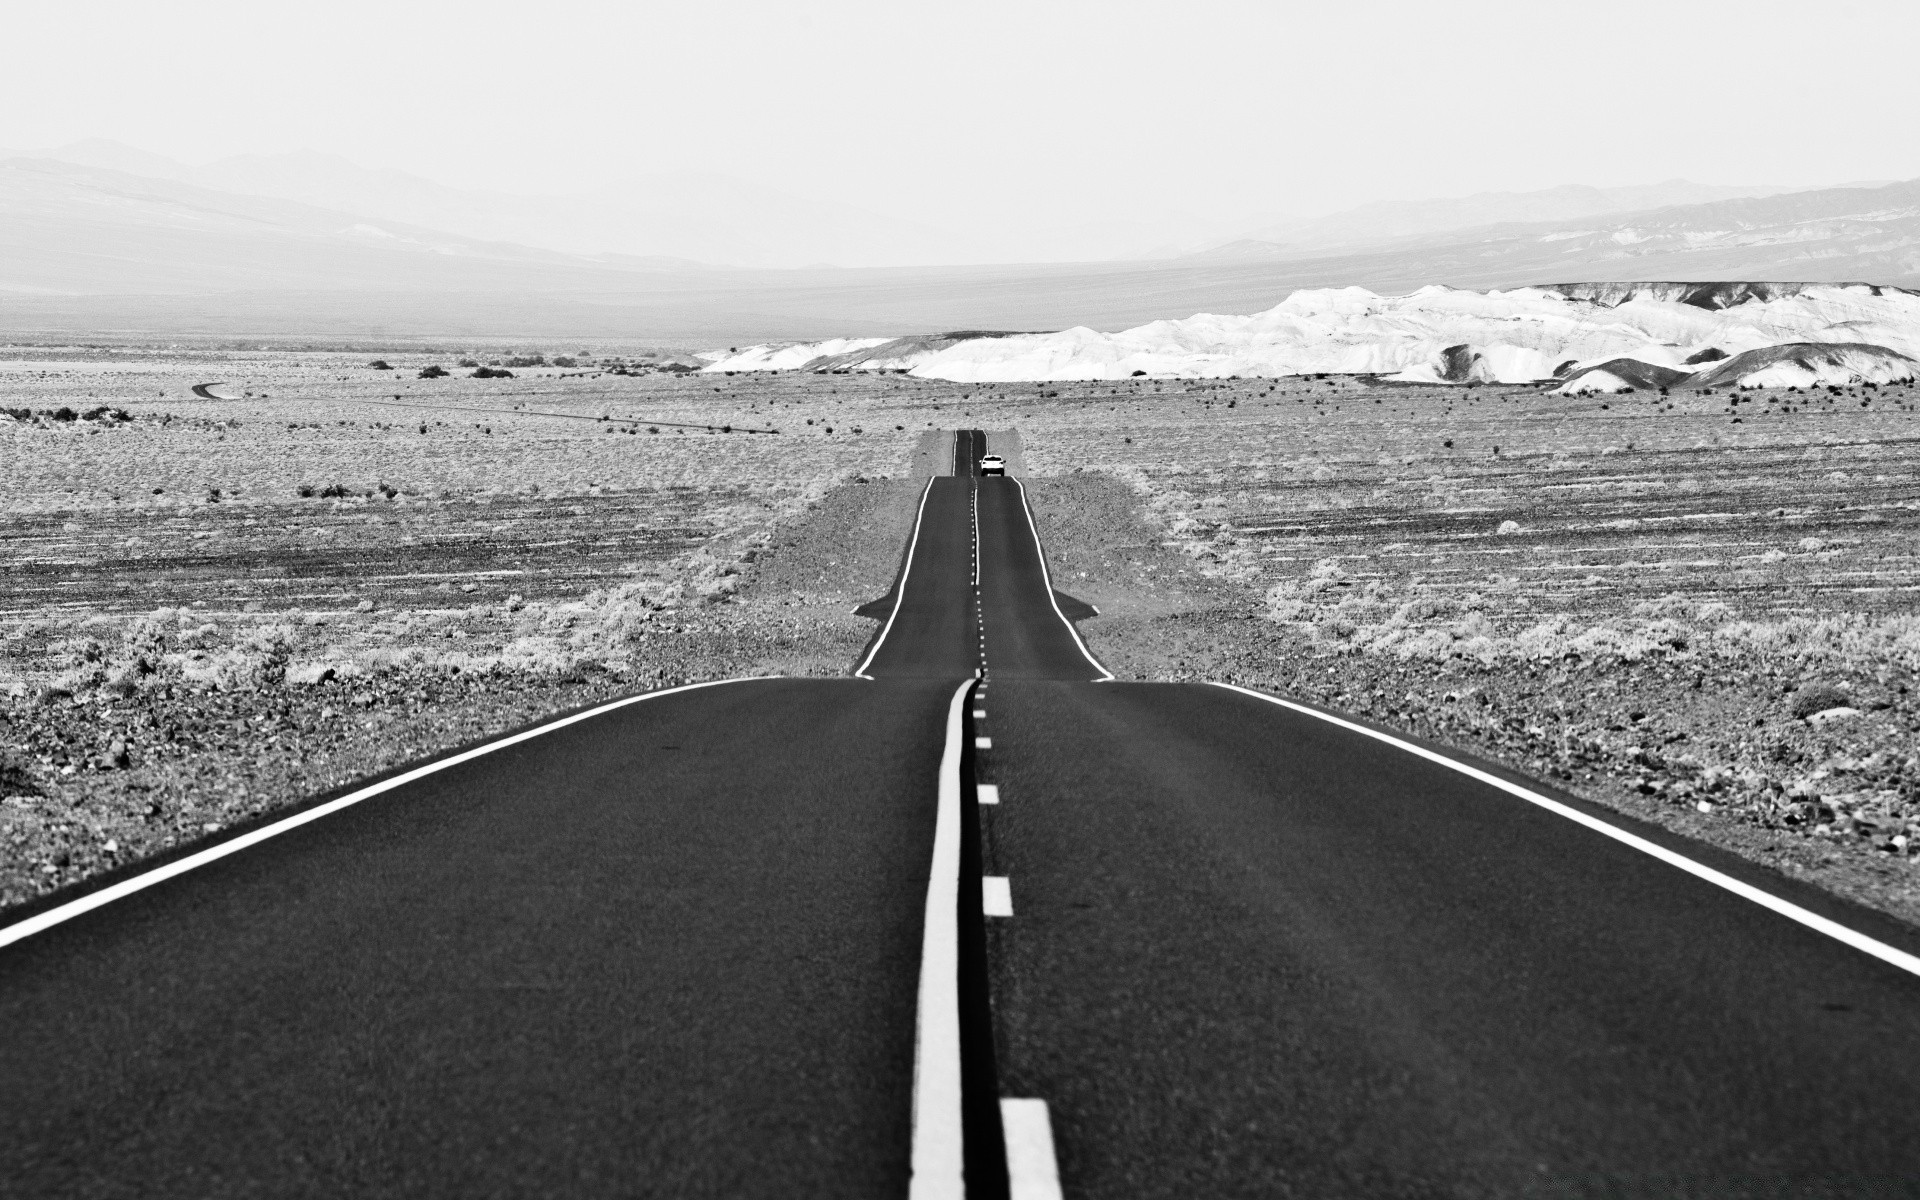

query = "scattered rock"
[[1790, 682, 1852, 719], [0, 761, 41, 797], [1496, 520, 1523, 535], [1807, 706, 1862, 727]]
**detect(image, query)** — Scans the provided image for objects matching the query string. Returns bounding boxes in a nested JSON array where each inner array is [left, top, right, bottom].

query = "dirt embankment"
[[910, 429, 950, 477], [730, 474, 925, 672], [984, 429, 1028, 476], [1020, 472, 1232, 638]]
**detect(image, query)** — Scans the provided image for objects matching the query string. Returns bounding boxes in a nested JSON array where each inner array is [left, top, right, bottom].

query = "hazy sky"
[[11, 0, 1919, 236]]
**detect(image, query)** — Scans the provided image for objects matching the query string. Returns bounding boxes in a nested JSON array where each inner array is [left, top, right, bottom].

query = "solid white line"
[[983, 875, 1014, 917], [854, 476, 938, 680], [1008, 477, 1115, 682], [0, 676, 781, 952], [1208, 681, 1920, 980], [910, 680, 975, 1200], [978, 784, 1000, 806], [1001, 1099, 1065, 1200]]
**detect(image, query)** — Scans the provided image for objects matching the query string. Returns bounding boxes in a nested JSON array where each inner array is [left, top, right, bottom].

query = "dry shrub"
[[1789, 682, 1853, 718]]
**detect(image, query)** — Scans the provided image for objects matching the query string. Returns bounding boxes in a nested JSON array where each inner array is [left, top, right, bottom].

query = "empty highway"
[[4, 431, 1920, 1197]]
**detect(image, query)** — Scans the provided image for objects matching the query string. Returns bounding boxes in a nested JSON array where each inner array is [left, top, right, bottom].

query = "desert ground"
[[3, 348, 1918, 923]]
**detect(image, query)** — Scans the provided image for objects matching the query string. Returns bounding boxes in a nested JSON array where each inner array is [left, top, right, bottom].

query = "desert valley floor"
[[3, 347, 1919, 925]]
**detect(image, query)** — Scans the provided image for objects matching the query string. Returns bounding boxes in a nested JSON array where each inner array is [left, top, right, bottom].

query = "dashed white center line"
[[974, 736, 992, 750], [1000, 1099, 1064, 1200], [972, 709, 986, 719], [977, 784, 1000, 806], [982, 876, 1014, 917]]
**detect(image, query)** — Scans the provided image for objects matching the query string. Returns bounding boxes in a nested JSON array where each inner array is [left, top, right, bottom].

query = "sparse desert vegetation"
[[0, 348, 928, 905], [1015, 372, 1920, 921], [4, 350, 1919, 924]]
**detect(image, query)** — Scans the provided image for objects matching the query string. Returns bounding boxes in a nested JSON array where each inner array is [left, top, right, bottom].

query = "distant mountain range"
[[0, 140, 1914, 342], [0, 156, 706, 296], [1175, 181, 1920, 290], [9, 139, 974, 270], [1175, 180, 1813, 259], [0, 141, 1832, 272]]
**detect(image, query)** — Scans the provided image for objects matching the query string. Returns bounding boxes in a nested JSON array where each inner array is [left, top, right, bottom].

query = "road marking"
[[1008, 477, 1115, 682], [1001, 1099, 1064, 1200], [0, 677, 781, 952], [1209, 682, 1920, 981], [910, 680, 975, 1200], [972, 709, 987, 719], [978, 784, 1000, 805], [983, 876, 1014, 917], [975, 736, 992, 749], [972, 472, 982, 588], [854, 476, 938, 680]]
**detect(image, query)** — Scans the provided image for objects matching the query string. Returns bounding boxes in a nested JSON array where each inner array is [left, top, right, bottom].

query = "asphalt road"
[[858, 430, 1103, 684], [0, 678, 957, 1197], [5, 430, 1920, 1197], [975, 682, 1920, 1195]]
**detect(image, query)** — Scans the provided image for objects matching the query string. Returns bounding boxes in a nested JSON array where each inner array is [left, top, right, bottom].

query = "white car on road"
[[978, 454, 1006, 476]]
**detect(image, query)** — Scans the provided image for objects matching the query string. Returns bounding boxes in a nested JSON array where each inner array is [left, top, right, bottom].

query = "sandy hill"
[[700, 282, 1920, 390]]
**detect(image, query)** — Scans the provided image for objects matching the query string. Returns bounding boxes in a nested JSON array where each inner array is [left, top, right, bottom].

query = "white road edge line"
[[0, 676, 780, 952], [910, 679, 975, 1200], [1008, 477, 1115, 682], [1001, 1098, 1065, 1200], [1209, 681, 1920, 980], [854, 476, 938, 680]]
